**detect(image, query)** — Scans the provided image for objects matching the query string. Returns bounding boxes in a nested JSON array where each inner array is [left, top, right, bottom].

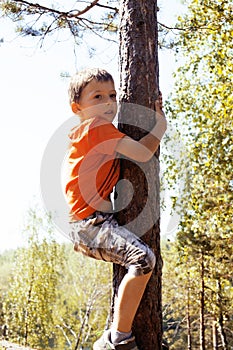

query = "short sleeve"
[[89, 119, 125, 155]]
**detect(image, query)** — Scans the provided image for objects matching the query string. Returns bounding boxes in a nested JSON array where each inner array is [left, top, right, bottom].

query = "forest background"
[[0, 0, 232, 349]]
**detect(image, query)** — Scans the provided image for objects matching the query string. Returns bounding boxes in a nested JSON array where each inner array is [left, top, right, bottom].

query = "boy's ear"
[[71, 102, 80, 114]]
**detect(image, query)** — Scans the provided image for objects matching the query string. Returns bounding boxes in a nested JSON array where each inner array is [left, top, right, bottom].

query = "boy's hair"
[[68, 68, 114, 104]]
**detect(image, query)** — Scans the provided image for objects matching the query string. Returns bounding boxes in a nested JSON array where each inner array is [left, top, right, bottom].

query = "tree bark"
[[212, 319, 218, 350], [186, 276, 192, 350], [112, 1, 163, 349], [216, 279, 228, 350], [199, 252, 205, 350]]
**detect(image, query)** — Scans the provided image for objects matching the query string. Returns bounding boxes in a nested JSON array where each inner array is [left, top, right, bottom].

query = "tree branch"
[[13, 0, 101, 19], [68, 0, 100, 18], [79, 18, 117, 43], [14, 0, 70, 17], [158, 20, 222, 33], [96, 2, 118, 13]]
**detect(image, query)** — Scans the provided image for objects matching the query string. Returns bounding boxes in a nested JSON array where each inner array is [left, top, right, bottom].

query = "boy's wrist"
[[155, 110, 165, 117], [151, 114, 167, 141]]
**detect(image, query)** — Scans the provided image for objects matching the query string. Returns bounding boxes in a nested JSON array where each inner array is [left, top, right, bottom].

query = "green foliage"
[[162, 0, 233, 348], [54, 245, 112, 349], [0, 250, 16, 292], [0, 250, 16, 334], [162, 240, 187, 349], [1, 207, 112, 349], [3, 209, 65, 348]]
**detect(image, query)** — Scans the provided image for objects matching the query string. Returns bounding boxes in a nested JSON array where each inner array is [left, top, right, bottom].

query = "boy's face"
[[72, 79, 117, 121]]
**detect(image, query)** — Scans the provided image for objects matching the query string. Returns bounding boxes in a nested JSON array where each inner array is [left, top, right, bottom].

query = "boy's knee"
[[144, 249, 156, 274], [133, 249, 155, 276]]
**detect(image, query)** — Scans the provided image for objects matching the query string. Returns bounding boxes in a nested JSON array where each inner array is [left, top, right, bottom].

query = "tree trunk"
[[186, 277, 192, 350], [112, 1, 163, 349], [216, 279, 228, 350], [199, 252, 205, 350], [212, 319, 218, 350]]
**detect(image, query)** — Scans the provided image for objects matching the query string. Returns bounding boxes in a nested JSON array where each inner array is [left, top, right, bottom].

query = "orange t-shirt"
[[65, 117, 125, 220]]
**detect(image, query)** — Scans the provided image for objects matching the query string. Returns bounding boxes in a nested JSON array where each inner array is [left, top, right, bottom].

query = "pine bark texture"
[[113, 1, 163, 349]]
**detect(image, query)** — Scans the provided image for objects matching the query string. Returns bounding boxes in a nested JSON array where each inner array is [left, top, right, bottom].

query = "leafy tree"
[[1, 224, 112, 350], [53, 244, 112, 350], [0, 250, 16, 340], [163, 0, 233, 348], [3, 208, 65, 349], [162, 240, 204, 350], [162, 240, 187, 349]]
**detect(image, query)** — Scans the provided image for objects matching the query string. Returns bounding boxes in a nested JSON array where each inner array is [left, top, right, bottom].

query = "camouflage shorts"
[[69, 212, 155, 276]]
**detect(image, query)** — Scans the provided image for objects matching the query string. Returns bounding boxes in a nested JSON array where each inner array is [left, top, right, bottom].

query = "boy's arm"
[[115, 99, 167, 163]]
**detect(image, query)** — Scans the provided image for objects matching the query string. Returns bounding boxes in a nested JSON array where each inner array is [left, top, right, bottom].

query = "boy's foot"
[[93, 329, 139, 350]]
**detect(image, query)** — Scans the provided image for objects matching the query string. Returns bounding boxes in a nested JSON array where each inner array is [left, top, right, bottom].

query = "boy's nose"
[[106, 95, 114, 104]]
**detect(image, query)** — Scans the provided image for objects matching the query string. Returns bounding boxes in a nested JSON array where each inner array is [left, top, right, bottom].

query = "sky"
[[0, 0, 185, 252]]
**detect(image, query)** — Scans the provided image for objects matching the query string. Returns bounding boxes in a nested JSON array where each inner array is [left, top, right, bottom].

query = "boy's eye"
[[94, 95, 102, 99], [110, 93, 117, 99]]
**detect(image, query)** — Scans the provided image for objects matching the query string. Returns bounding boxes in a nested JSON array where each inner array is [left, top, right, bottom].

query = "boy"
[[66, 68, 167, 350]]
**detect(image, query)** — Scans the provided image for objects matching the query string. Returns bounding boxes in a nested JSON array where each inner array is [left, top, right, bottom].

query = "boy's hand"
[[152, 92, 167, 141], [155, 91, 165, 117], [115, 92, 167, 161]]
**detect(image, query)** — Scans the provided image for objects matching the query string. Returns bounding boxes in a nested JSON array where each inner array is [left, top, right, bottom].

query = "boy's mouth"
[[104, 110, 114, 115]]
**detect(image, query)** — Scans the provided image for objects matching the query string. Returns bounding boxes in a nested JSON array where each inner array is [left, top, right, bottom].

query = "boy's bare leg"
[[112, 271, 152, 332]]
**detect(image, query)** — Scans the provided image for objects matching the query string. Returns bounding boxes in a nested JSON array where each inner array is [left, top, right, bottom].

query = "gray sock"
[[111, 329, 132, 345]]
